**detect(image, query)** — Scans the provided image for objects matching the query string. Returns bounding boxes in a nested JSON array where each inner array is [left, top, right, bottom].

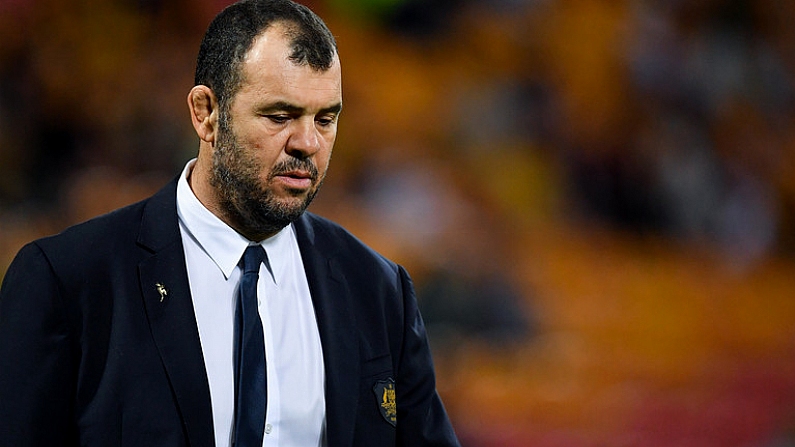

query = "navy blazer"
[[0, 179, 459, 447]]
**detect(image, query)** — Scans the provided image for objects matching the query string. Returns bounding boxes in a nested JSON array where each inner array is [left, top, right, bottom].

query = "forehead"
[[235, 25, 341, 107]]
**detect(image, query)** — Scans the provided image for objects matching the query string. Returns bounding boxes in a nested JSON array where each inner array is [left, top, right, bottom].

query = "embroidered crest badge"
[[373, 378, 397, 427]]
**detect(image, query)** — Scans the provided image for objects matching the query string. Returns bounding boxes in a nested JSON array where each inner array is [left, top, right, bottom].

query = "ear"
[[187, 85, 219, 143]]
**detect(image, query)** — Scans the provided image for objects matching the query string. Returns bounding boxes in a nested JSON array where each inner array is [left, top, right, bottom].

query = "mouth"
[[274, 170, 315, 189]]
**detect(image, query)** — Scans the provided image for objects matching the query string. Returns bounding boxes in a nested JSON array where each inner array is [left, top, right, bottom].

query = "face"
[[210, 26, 342, 240]]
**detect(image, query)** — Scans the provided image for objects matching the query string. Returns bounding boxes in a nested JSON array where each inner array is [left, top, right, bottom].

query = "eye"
[[265, 115, 290, 124], [316, 114, 338, 127]]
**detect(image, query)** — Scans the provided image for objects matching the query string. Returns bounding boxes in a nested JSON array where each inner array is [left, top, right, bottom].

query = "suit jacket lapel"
[[294, 214, 360, 447], [137, 180, 215, 447]]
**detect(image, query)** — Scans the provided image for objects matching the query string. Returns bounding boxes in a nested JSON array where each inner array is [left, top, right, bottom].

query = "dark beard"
[[210, 122, 322, 240]]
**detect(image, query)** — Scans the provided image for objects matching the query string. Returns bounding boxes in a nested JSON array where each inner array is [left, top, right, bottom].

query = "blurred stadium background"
[[2, 0, 795, 445]]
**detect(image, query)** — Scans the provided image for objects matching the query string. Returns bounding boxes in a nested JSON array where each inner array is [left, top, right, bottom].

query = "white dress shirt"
[[176, 160, 326, 447]]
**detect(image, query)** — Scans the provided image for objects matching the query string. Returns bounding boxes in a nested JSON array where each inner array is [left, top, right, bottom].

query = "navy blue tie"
[[233, 245, 268, 447]]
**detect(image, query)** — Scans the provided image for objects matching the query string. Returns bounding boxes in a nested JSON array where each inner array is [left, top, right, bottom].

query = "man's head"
[[195, 0, 338, 118], [187, 0, 342, 242]]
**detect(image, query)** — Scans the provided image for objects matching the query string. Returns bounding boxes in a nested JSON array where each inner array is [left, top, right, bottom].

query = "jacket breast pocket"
[[361, 353, 393, 378]]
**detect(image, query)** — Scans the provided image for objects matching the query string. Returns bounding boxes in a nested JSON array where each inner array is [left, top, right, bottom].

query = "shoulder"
[[1, 197, 152, 306], [20, 178, 177, 281], [33, 178, 178, 259], [296, 211, 400, 275], [35, 198, 149, 257], [296, 212, 397, 269]]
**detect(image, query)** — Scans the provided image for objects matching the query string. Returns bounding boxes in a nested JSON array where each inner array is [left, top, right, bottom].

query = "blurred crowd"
[[2, 0, 795, 445]]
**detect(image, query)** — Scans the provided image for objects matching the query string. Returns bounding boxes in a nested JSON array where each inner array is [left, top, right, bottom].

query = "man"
[[0, 1, 460, 446]]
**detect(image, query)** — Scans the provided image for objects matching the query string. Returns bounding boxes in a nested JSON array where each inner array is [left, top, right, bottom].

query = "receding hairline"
[[197, 5, 340, 121], [244, 20, 337, 63], [229, 21, 339, 95]]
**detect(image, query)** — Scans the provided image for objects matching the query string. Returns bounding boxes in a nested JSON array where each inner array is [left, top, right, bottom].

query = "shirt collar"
[[176, 159, 292, 283]]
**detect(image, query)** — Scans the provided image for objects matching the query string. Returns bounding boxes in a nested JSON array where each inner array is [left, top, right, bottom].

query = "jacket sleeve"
[[394, 266, 460, 447], [0, 242, 79, 447]]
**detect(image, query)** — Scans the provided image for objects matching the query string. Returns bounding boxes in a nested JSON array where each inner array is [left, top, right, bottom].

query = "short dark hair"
[[194, 0, 338, 113]]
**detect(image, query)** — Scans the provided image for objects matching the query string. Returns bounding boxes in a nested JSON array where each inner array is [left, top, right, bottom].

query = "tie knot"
[[240, 245, 267, 275]]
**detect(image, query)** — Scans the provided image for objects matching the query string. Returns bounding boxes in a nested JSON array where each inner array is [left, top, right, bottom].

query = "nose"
[[286, 118, 321, 158]]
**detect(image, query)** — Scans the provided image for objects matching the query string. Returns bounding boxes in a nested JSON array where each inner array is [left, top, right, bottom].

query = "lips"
[[279, 170, 313, 180], [270, 158, 319, 190], [274, 170, 315, 189]]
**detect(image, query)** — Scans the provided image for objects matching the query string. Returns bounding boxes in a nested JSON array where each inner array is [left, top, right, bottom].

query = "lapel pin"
[[155, 283, 168, 302]]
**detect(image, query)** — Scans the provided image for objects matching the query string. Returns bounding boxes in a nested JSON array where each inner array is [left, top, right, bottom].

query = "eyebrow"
[[259, 101, 342, 115]]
